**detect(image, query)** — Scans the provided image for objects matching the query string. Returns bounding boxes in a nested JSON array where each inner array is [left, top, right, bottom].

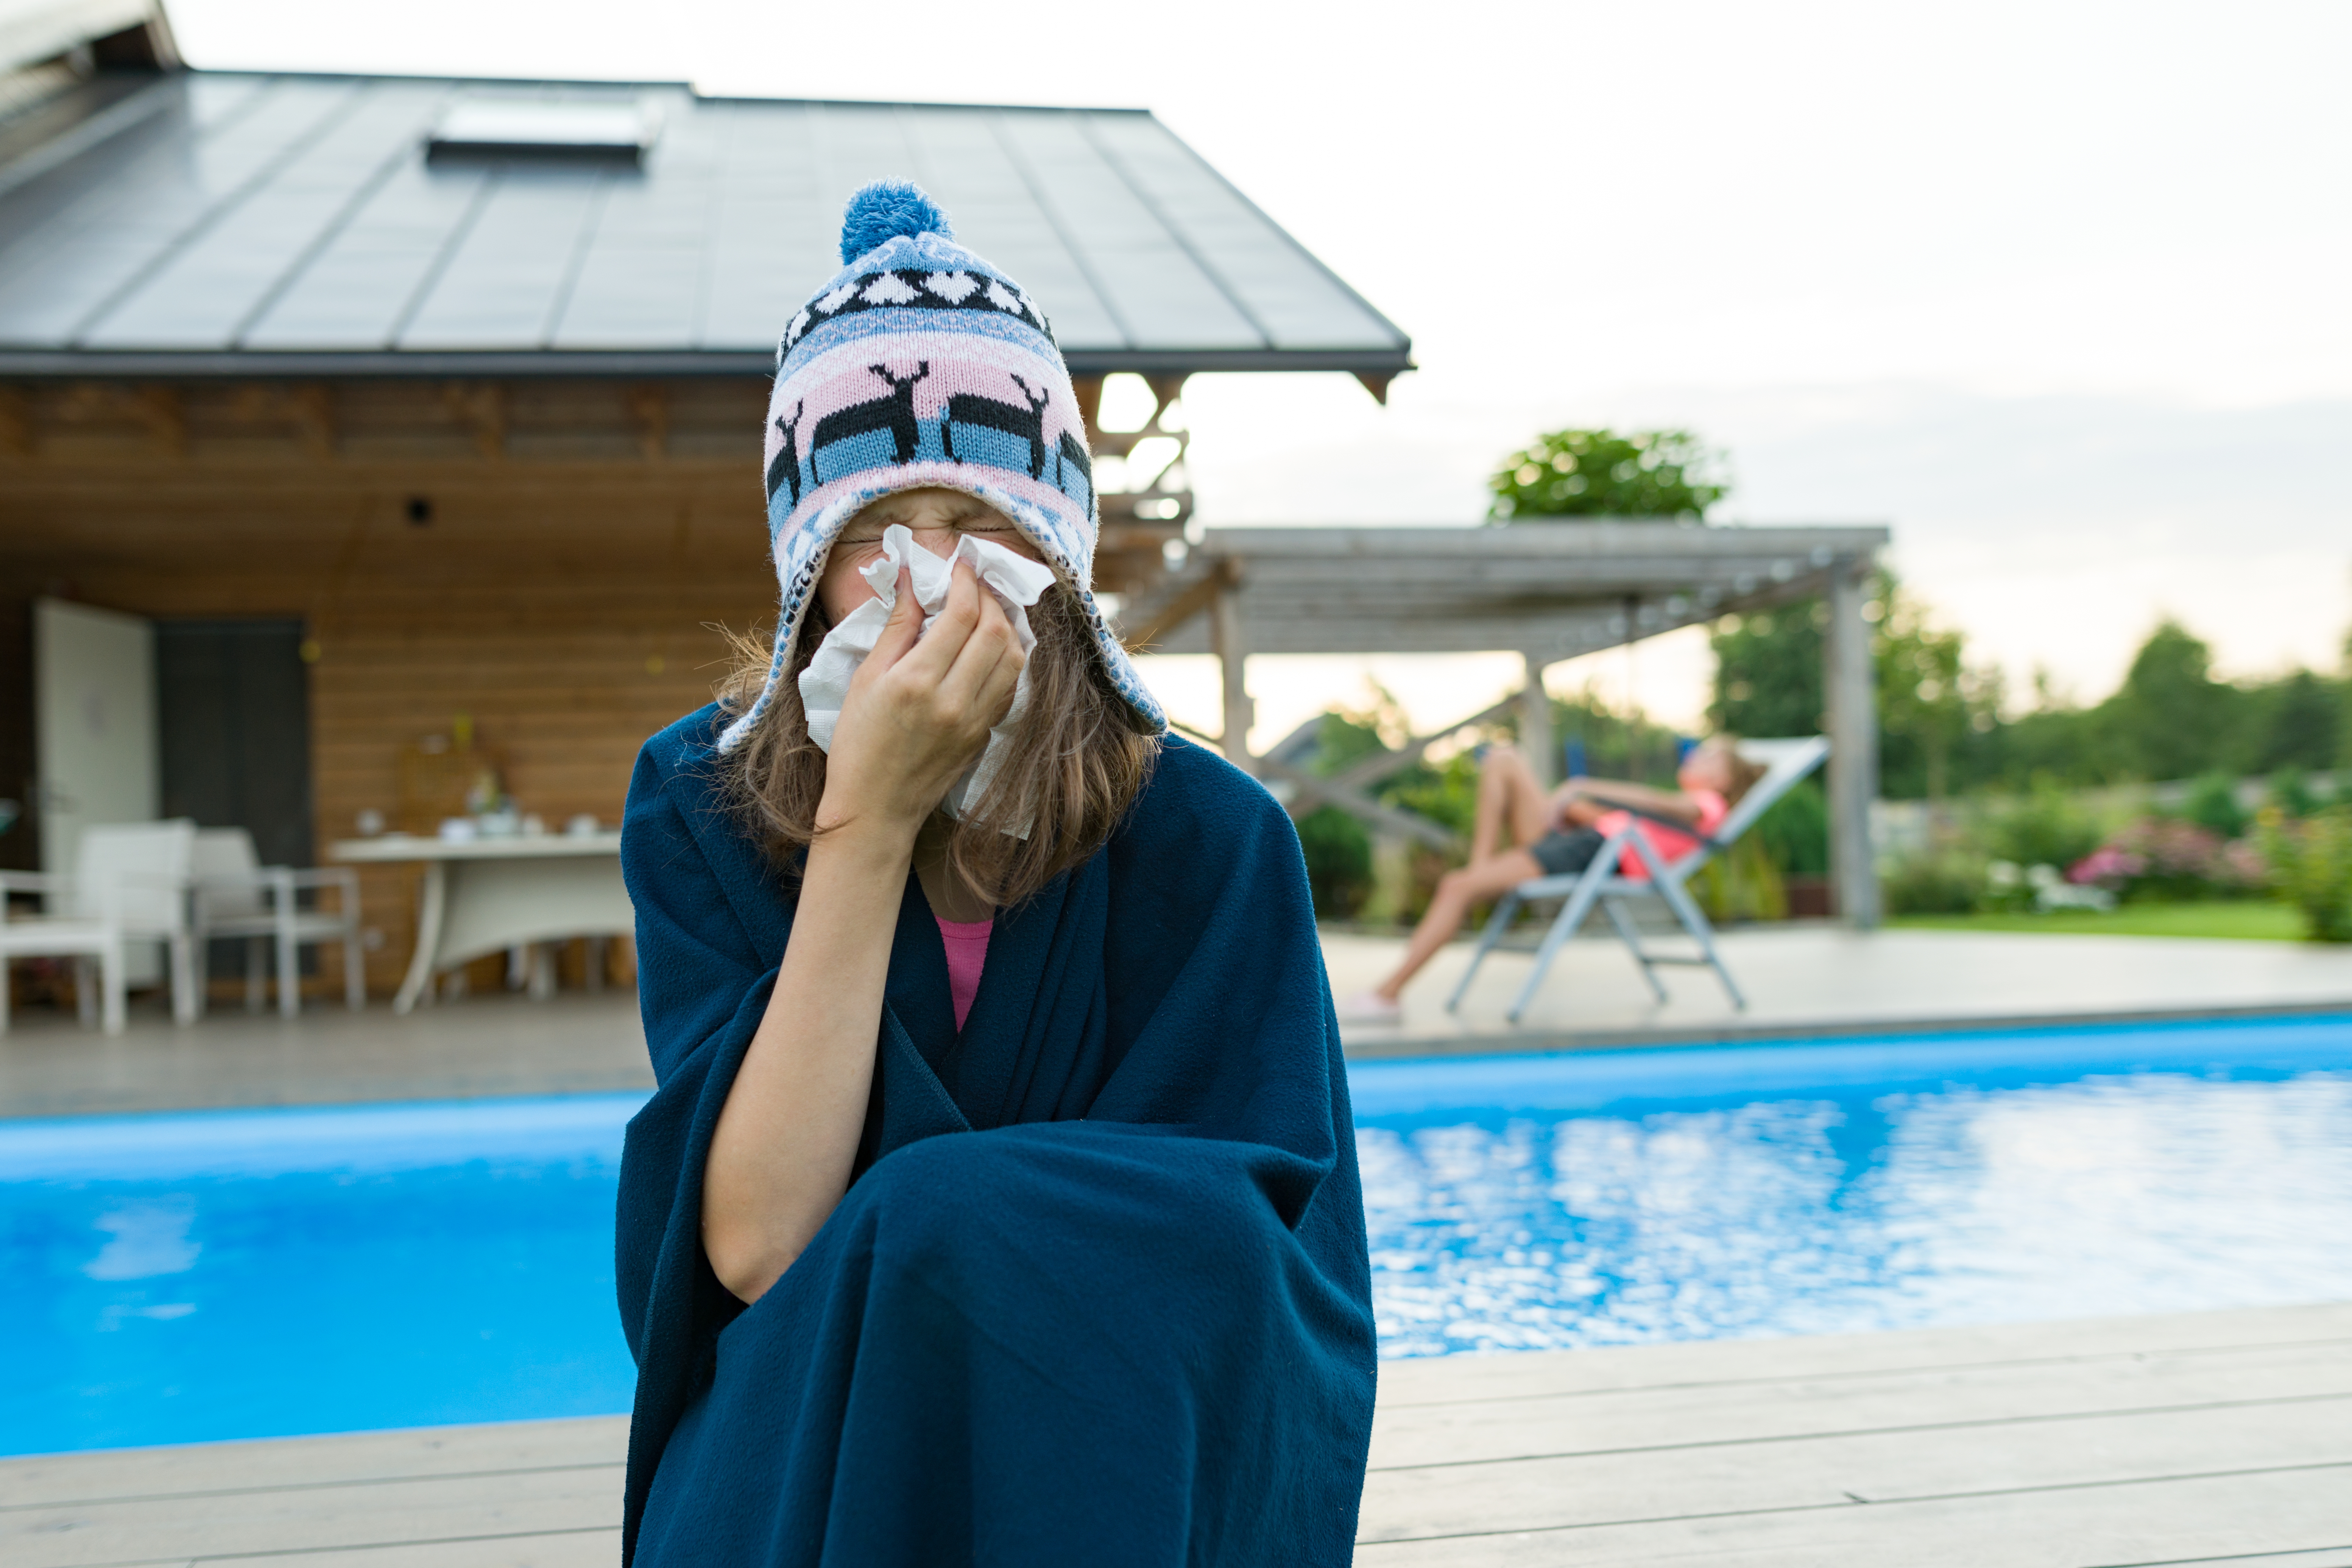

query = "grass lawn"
[[1891, 901, 2308, 941]]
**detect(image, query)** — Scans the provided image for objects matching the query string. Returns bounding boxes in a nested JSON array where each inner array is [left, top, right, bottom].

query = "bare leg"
[[1374, 848, 1543, 1001], [1372, 748, 1559, 1004], [1470, 746, 1556, 864]]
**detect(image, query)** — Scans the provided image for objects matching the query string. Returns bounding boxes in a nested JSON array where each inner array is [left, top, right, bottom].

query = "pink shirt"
[[1593, 788, 1730, 881], [935, 915, 993, 1031]]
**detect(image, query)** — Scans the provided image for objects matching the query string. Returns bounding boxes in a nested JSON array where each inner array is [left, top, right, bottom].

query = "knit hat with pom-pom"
[[716, 180, 1163, 753]]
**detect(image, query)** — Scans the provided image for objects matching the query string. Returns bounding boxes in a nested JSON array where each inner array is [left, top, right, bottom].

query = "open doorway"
[[155, 620, 316, 870]]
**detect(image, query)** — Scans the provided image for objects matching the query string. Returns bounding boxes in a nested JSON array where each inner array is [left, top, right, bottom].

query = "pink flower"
[[2068, 846, 2145, 887], [2069, 816, 2264, 894], [2222, 839, 2269, 887]]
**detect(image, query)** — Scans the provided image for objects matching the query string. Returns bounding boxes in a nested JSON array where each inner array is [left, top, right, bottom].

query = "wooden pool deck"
[[1324, 923, 2352, 1059], [6, 1301, 2347, 1566], [5, 926, 2350, 1117]]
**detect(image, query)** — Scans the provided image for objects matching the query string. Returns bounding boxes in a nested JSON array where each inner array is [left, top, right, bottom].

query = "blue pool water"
[[3, 1015, 2348, 1455]]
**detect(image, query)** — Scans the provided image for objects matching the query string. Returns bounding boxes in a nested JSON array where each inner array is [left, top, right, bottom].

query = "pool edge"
[[1342, 995, 2352, 1060]]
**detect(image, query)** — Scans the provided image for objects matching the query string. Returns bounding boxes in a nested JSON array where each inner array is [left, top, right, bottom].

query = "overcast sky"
[[170, 0, 2352, 743]]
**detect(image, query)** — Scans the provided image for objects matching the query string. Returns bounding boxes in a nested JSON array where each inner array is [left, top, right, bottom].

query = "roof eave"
[[0, 346, 1416, 380]]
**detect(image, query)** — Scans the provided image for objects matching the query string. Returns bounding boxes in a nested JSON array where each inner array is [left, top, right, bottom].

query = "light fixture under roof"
[[427, 99, 660, 163]]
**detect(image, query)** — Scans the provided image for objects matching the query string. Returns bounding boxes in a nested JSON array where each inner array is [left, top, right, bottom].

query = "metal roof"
[[0, 73, 1412, 378]]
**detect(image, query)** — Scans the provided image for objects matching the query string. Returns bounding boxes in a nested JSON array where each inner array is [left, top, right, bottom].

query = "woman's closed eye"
[[837, 524, 1021, 553]]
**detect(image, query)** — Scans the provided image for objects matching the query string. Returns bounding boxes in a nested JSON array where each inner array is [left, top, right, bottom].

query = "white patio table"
[[330, 832, 631, 1015]]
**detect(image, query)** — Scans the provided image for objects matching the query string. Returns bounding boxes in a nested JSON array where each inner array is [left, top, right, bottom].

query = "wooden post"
[[1210, 572, 1255, 772], [1826, 565, 1881, 928], [1520, 651, 1554, 788]]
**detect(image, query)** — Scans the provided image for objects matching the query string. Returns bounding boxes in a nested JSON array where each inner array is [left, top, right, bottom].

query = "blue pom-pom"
[[839, 181, 950, 264]]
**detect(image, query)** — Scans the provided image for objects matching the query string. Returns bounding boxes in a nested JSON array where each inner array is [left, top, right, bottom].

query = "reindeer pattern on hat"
[[764, 332, 1096, 546]]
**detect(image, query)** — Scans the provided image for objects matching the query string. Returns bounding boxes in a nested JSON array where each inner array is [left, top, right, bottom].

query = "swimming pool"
[[3, 1015, 2347, 1455], [1355, 1016, 2352, 1357]]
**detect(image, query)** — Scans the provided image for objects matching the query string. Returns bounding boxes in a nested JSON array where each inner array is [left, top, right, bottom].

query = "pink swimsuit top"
[[935, 915, 993, 1031], [1593, 788, 1730, 881]]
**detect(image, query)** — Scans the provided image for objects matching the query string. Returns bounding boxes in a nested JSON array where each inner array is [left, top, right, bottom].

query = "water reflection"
[[1360, 1072, 2352, 1357]]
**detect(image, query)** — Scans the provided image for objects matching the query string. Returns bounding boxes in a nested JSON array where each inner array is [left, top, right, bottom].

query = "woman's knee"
[[1457, 855, 1532, 899]]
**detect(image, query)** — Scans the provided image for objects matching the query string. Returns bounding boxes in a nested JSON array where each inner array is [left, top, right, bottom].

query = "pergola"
[[1117, 522, 1893, 926]]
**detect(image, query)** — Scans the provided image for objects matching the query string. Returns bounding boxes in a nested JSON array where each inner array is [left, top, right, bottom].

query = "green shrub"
[[2268, 768, 2324, 819], [1295, 804, 1374, 920], [1693, 834, 1789, 923], [1379, 750, 1482, 837], [2182, 773, 2250, 840], [1752, 778, 1828, 878], [1883, 851, 1987, 915], [2256, 805, 2352, 942], [1982, 779, 2103, 871], [1312, 709, 1391, 776]]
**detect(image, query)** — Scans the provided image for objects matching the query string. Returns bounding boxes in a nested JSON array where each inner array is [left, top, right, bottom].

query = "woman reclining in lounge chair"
[[1340, 736, 1765, 1023]]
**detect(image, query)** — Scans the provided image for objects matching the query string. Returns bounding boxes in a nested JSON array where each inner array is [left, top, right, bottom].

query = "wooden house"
[[0, 62, 1412, 992]]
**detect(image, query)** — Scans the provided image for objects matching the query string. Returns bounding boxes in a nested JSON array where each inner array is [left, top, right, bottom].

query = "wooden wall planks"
[[1, 455, 775, 994]]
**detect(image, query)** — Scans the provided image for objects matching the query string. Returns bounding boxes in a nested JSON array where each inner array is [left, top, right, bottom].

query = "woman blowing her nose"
[[615, 184, 1374, 1566]]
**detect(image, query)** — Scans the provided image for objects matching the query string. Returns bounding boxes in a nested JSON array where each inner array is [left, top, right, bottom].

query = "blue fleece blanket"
[[615, 709, 1375, 1565]]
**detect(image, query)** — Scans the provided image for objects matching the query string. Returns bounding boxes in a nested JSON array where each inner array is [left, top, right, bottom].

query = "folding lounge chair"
[[1445, 737, 1832, 1022]]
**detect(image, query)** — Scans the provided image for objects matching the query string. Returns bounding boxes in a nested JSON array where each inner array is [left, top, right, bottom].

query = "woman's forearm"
[[700, 558, 1021, 1305], [1556, 778, 1703, 823], [702, 822, 913, 1303]]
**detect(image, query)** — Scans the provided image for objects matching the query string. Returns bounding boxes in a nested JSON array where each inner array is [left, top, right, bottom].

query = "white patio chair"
[[1446, 737, 1832, 1021], [189, 828, 273, 1013], [190, 827, 365, 1018], [0, 869, 129, 1034], [0, 820, 199, 1034]]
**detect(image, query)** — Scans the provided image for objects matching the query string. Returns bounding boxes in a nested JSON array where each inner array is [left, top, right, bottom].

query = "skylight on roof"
[[427, 100, 659, 162]]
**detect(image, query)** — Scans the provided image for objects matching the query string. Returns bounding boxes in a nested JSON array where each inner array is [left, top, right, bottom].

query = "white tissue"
[[798, 522, 1058, 826]]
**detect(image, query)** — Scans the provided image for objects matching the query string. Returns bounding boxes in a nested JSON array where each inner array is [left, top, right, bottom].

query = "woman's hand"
[[817, 559, 1026, 845]]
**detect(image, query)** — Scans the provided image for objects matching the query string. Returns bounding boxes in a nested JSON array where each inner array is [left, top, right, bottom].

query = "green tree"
[[1710, 601, 1825, 739], [1489, 429, 1726, 520], [1708, 574, 1998, 799], [1549, 687, 1679, 786], [2108, 620, 2236, 782], [1996, 692, 2109, 789], [1875, 584, 2000, 800], [2344, 628, 2352, 770], [1311, 706, 1392, 776], [1711, 586, 2348, 797], [1753, 779, 1830, 877], [2244, 669, 2344, 775]]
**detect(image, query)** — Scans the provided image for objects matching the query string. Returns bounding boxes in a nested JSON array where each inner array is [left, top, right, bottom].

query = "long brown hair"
[[715, 580, 1159, 909], [1706, 736, 1769, 807]]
